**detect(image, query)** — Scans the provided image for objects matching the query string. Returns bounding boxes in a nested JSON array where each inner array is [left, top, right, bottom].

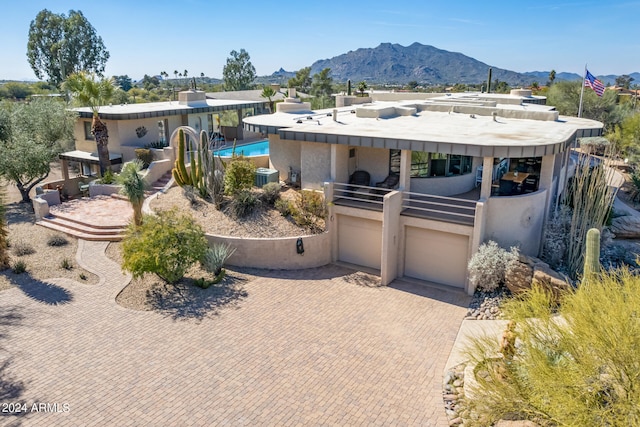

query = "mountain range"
[[261, 42, 639, 86]]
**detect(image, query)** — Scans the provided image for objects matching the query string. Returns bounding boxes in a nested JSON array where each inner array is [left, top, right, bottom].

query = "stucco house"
[[62, 90, 267, 179], [243, 90, 603, 294]]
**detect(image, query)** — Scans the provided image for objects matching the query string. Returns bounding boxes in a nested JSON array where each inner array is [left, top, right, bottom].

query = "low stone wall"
[[89, 183, 122, 197], [205, 232, 331, 270]]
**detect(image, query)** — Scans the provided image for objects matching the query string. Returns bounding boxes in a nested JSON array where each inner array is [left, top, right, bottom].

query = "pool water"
[[214, 140, 269, 157]]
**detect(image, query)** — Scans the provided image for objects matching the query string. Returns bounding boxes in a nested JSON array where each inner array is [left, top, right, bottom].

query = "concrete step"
[[51, 209, 127, 230], [37, 218, 124, 242], [40, 215, 125, 235]]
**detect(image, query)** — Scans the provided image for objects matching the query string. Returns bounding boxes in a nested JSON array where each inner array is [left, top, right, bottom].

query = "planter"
[[89, 183, 122, 197]]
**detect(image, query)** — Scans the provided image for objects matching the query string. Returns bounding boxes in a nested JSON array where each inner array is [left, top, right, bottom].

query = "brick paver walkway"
[[0, 240, 469, 426]]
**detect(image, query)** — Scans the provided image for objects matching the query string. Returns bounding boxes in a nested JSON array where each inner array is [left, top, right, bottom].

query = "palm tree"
[[260, 86, 276, 113], [117, 160, 146, 226], [63, 72, 116, 176]]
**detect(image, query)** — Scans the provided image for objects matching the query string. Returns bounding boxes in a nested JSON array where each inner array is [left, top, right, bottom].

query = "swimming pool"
[[214, 140, 269, 157]]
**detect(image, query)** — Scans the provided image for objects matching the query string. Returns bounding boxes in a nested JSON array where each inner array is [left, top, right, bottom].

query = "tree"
[[0, 82, 33, 100], [222, 49, 256, 91], [406, 80, 419, 90], [27, 9, 109, 87], [141, 74, 160, 91], [121, 208, 208, 284], [311, 68, 333, 98], [261, 86, 276, 113], [117, 160, 146, 226], [548, 69, 556, 86], [113, 75, 132, 91], [0, 98, 76, 202], [62, 72, 115, 175], [357, 81, 368, 96], [616, 74, 634, 89], [288, 67, 312, 94]]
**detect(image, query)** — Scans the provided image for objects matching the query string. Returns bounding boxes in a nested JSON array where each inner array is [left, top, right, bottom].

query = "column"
[[480, 156, 494, 199]]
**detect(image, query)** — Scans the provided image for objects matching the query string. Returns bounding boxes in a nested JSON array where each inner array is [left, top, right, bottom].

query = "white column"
[[480, 156, 494, 199], [399, 150, 412, 191]]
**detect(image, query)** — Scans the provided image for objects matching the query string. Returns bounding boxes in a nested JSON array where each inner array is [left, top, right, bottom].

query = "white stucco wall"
[[408, 157, 480, 196], [301, 142, 331, 190], [484, 189, 548, 256], [268, 135, 301, 181], [353, 147, 390, 184]]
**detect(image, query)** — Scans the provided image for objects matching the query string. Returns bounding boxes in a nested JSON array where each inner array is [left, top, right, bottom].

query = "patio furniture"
[[349, 170, 371, 186], [522, 176, 539, 193], [375, 173, 399, 189], [78, 181, 89, 197], [475, 166, 483, 187], [499, 179, 518, 196]]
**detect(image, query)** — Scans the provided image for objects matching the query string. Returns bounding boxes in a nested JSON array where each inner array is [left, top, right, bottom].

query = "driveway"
[[0, 240, 469, 426]]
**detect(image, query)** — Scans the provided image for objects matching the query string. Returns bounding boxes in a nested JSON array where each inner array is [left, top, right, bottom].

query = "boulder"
[[610, 215, 640, 239], [495, 421, 541, 427], [532, 265, 572, 300], [504, 257, 533, 295]]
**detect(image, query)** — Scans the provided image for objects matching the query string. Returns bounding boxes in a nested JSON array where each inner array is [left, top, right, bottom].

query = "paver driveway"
[[0, 240, 469, 426]]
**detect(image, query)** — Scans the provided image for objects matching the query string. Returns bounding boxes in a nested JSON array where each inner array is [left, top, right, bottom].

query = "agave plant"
[[201, 243, 236, 278]]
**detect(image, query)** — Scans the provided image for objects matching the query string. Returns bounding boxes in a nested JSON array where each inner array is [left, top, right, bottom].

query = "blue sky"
[[1, 0, 638, 81]]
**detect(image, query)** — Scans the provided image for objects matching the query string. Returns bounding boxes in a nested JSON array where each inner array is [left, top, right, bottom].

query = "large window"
[[83, 121, 94, 141], [389, 150, 473, 177]]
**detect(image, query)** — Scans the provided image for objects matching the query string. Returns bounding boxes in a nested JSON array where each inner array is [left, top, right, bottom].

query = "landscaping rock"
[[504, 256, 533, 294], [610, 215, 640, 239], [532, 265, 572, 300], [494, 420, 541, 427]]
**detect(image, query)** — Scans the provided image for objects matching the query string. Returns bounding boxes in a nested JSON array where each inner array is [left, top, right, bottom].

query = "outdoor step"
[[40, 215, 125, 235], [50, 209, 128, 230], [37, 219, 124, 242]]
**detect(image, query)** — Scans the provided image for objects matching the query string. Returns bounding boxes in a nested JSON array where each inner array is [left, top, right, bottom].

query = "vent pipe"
[[487, 68, 492, 93]]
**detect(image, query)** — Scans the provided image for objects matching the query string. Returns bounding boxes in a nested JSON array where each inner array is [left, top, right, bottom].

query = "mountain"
[[306, 42, 530, 85], [260, 43, 639, 87]]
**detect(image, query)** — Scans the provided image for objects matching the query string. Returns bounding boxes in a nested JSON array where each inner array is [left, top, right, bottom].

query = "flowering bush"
[[468, 241, 518, 291]]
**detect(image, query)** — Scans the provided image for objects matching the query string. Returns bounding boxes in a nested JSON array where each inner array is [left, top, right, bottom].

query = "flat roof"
[[243, 99, 603, 158], [73, 98, 266, 121], [60, 150, 123, 165]]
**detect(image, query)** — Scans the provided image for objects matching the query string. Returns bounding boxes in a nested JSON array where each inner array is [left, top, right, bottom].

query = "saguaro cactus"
[[583, 228, 601, 281]]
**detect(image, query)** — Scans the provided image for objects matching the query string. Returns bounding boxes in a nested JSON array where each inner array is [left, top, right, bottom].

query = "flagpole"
[[577, 64, 587, 118]]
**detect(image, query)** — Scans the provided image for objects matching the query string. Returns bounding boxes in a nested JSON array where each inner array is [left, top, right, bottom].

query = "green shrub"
[[12, 240, 35, 256], [229, 190, 259, 218], [300, 190, 326, 218], [224, 156, 256, 195], [201, 243, 236, 277], [79, 273, 87, 281], [462, 270, 640, 426], [121, 208, 208, 284], [47, 234, 69, 247], [261, 182, 281, 205], [60, 257, 73, 270], [97, 169, 116, 184], [274, 198, 292, 216], [12, 260, 26, 274], [467, 241, 518, 292], [134, 148, 153, 168]]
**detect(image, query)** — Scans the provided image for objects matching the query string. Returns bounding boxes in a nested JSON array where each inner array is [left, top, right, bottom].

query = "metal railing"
[[332, 182, 391, 210], [401, 191, 477, 225]]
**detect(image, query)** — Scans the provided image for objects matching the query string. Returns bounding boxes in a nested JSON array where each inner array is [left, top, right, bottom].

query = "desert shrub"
[[182, 185, 199, 206], [541, 205, 572, 270], [628, 170, 640, 203], [300, 190, 326, 218], [229, 190, 259, 218], [201, 243, 236, 277], [274, 198, 292, 216], [0, 186, 9, 270], [224, 156, 256, 195], [134, 148, 153, 168], [121, 208, 208, 284], [468, 241, 518, 292], [12, 260, 26, 274], [462, 270, 640, 426], [12, 240, 35, 256], [60, 257, 73, 270], [211, 169, 225, 208], [97, 169, 116, 184], [47, 234, 69, 247], [261, 182, 281, 205], [79, 273, 87, 281]]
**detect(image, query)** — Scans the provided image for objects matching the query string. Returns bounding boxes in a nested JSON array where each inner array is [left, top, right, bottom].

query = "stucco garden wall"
[[206, 232, 331, 270], [484, 189, 548, 256]]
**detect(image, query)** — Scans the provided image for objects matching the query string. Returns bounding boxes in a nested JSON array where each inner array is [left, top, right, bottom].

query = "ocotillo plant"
[[583, 227, 601, 282]]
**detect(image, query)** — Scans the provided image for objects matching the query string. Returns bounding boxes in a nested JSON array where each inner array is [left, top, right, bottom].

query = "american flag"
[[584, 70, 605, 97]]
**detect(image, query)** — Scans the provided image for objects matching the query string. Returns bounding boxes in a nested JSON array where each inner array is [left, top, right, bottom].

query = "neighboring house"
[[62, 90, 266, 178], [243, 90, 603, 294]]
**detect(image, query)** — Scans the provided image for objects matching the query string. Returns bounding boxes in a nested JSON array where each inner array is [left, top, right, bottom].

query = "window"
[[83, 121, 94, 140], [411, 152, 472, 178]]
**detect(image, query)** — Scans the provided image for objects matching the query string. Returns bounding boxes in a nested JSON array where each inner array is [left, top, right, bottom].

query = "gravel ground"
[[1, 178, 99, 291], [149, 186, 325, 238]]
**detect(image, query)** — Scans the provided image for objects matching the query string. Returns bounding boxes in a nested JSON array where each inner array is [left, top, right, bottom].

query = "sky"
[[1, 0, 638, 82]]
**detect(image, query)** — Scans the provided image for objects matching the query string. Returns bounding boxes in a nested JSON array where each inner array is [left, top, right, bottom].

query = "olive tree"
[[27, 9, 110, 87], [0, 99, 76, 202]]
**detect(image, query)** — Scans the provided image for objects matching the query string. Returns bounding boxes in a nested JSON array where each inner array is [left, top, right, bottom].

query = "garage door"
[[404, 226, 468, 288], [338, 215, 382, 270]]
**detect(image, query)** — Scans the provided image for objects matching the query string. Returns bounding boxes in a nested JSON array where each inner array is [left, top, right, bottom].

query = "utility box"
[[255, 168, 279, 187]]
